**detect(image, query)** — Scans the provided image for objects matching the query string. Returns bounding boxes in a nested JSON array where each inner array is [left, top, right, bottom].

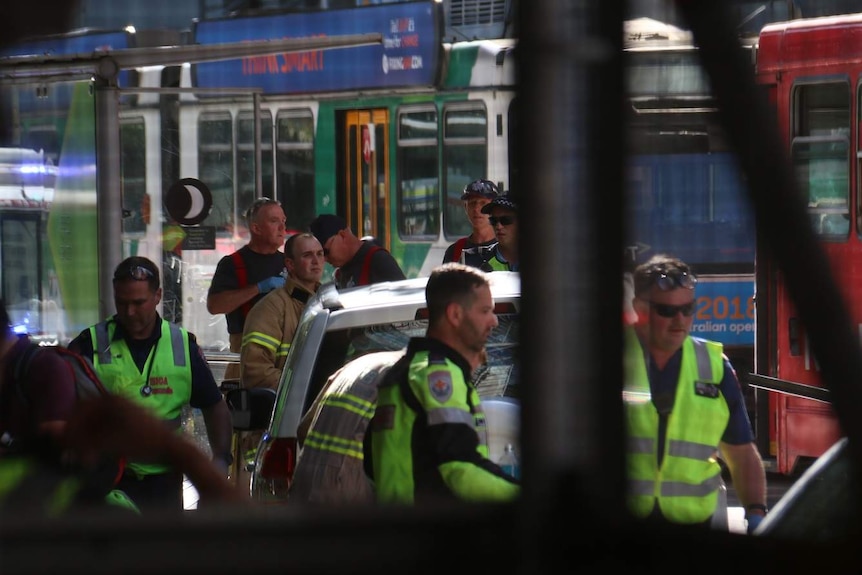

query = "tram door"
[[344, 110, 391, 249]]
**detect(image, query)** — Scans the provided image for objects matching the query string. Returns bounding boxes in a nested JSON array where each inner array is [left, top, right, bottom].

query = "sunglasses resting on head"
[[634, 267, 698, 296], [650, 269, 697, 291], [114, 265, 154, 282]]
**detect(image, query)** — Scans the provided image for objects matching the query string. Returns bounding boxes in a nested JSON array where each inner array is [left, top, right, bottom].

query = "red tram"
[[754, 13, 862, 474]]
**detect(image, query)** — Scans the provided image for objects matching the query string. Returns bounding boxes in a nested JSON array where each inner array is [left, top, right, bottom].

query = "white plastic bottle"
[[498, 443, 521, 480]]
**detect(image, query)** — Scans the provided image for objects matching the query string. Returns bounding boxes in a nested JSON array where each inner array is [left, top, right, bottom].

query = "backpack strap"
[[358, 245, 384, 286], [59, 346, 110, 398], [453, 237, 468, 264], [6, 344, 125, 485], [12, 343, 44, 406], [231, 250, 253, 318], [14, 344, 110, 402]]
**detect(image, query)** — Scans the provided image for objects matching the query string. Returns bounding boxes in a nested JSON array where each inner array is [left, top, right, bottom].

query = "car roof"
[[315, 271, 522, 331]]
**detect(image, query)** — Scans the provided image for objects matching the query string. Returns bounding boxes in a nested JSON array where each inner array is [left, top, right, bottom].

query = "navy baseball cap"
[[481, 194, 518, 214], [461, 179, 499, 201], [310, 214, 347, 247]]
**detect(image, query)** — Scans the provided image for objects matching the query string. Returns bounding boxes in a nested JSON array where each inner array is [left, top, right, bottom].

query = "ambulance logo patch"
[[428, 371, 453, 402]]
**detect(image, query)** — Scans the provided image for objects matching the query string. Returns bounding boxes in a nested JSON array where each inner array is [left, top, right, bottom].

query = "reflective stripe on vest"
[[371, 350, 500, 503], [304, 391, 376, 460], [623, 328, 728, 524], [426, 406, 489, 448], [94, 321, 187, 370]]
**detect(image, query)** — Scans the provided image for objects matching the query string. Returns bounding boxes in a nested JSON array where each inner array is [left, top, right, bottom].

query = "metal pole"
[[254, 92, 262, 199], [94, 74, 123, 319], [520, 1, 626, 570]]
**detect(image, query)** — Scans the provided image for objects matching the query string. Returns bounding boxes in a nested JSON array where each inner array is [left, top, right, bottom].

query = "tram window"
[[792, 83, 850, 237], [794, 82, 849, 138], [199, 112, 234, 232], [397, 107, 438, 240], [277, 110, 315, 233], [442, 104, 487, 240], [792, 140, 850, 236], [625, 51, 710, 97], [120, 118, 147, 234], [237, 111, 274, 216]]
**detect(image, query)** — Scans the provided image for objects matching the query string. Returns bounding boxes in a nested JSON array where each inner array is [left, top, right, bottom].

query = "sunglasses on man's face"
[[647, 300, 696, 318], [489, 215, 516, 227]]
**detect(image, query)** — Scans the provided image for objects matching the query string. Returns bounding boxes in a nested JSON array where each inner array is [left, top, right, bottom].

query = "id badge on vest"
[[694, 381, 720, 398]]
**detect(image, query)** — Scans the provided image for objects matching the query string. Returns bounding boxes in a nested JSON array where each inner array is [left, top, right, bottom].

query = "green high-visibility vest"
[[623, 327, 728, 524], [371, 348, 519, 504], [91, 319, 192, 476]]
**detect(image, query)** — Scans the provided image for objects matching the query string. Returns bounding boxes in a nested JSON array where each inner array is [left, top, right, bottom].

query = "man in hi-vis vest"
[[365, 263, 519, 503], [70, 257, 232, 513], [624, 254, 767, 533]]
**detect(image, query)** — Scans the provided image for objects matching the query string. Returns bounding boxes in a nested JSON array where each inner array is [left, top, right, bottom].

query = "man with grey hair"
[[207, 197, 287, 379]]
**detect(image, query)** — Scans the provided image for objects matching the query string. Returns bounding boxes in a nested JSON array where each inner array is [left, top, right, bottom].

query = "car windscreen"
[[306, 313, 520, 410]]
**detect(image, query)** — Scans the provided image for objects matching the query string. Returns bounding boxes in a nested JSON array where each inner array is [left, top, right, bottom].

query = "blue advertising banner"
[[0, 30, 134, 115], [688, 276, 755, 347], [192, 1, 441, 94]]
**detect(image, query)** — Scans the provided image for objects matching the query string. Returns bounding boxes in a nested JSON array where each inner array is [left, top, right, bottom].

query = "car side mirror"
[[225, 388, 276, 431]]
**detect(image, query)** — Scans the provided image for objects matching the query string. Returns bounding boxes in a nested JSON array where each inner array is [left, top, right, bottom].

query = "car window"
[[476, 313, 520, 398], [346, 319, 428, 359], [759, 437, 857, 541], [303, 312, 520, 412]]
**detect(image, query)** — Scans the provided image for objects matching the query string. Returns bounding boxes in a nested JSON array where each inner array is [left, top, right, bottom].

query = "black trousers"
[[116, 469, 184, 514]]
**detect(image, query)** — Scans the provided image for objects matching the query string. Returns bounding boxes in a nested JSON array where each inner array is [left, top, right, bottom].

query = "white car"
[[226, 272, 522, 503]]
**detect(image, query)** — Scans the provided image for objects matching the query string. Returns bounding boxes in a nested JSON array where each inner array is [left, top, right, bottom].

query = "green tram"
[[0, 1, 517, 351]]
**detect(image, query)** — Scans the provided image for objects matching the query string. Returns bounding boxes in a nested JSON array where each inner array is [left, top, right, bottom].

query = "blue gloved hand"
[[746, 512, 765, 534], [257, 275, 285, 294]]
